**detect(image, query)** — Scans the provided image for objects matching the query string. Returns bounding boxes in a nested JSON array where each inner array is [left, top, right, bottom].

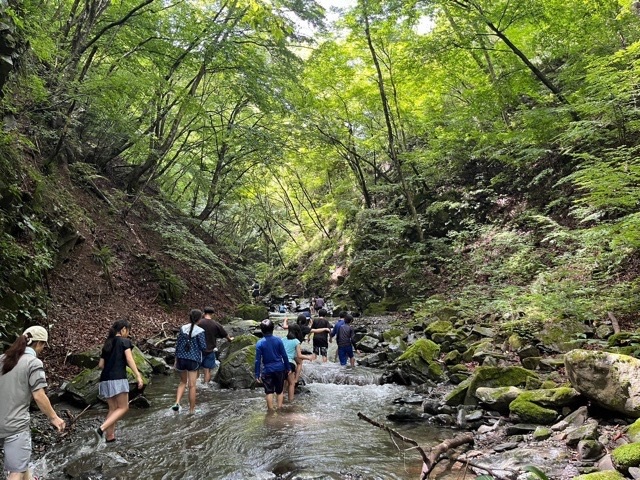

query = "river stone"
[[472, 326, 495, 338], [224, 320, 260, 338], [475, 386, 523, 413], [533, 426, 552, 440], [578, 440, 604, 460], [521, 357, 541, 370], [465, 410, 483, 422], [517, 345, 541, 361], [443, 350, 461, 365], [67, 347, 101, 369], [387, 406, 427, 422], [63, 368, 101, 406], [358, 352, 387, 368], [357, 335, 379, 353], [509, 387, 580, 425], [463, 366, 538, 405], [147, 355, 169, 374], [493, 442, 518, 452], [573, 472, 625, 480], [565, 349, 640, 417], [629, 467, 640, 479], [505, 424, 538, 436], [566, 420, 599, 446], [394, 339, 444, 384], [216, 343, 257, 389]]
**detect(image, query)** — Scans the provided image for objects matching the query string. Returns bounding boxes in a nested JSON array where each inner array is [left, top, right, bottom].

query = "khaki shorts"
[[1, 430, 31, 473]]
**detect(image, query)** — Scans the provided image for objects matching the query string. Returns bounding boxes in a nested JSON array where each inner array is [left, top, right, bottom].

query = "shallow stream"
[[37, 328, 453, 479]]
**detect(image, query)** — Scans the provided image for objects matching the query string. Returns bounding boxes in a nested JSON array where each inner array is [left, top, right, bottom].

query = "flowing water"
[[37, 329, 453, 479]]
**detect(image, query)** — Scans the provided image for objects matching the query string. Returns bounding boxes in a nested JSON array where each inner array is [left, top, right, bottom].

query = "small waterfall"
[[301, 361, 383, 386]]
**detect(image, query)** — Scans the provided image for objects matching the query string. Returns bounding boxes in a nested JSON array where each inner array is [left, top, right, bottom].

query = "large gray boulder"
[[565, 349, 640, 417], [216, 340, 257, 389]]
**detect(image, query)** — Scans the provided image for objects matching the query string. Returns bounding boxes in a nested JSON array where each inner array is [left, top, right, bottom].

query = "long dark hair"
[[287, 323, 304, 342], [185, 309, 202, 351], [188, 309, 202, 337], [1, 334, 28, 374], [102, 319, 131, 355]]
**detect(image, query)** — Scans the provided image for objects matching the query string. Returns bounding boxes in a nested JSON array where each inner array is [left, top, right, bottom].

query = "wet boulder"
[[394, 339, 444, 384], [357, 335, 380, 353], [565, 420, 599, 446], [234, 304, 268, 321], [216, 339, 257, 389], [627, 418, 640, 443], [224, 319, 261, 338], [63, 368, 101, 406], [565, 349, 640, 417]]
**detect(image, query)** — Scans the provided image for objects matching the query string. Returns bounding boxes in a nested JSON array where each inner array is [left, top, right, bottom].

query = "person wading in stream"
[[281, 323, 312, 402], [198, 306, 233, 384], [0, 326, 66, 480], [310, 309, 332, 363], [172, 309, 207, 414], [97, 319, 144, 443], [255, 319, 290, 411]]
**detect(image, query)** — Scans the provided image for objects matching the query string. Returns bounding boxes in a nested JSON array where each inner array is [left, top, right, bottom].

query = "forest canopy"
[[1, 0, 639, 334]]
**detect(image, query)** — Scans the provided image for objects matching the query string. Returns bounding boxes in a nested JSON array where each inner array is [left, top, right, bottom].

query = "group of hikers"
[[255, 309, 359, 411], [0, 304, 357, 478]]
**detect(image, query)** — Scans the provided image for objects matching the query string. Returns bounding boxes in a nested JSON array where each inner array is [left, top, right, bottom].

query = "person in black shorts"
[[311, 309, 331, 363], [254, 320, 290, 411], [198, 307, 233, 383]]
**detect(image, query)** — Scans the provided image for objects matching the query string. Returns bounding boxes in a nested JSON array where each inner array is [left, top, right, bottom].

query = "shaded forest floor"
[[38, 171, 245, 386]]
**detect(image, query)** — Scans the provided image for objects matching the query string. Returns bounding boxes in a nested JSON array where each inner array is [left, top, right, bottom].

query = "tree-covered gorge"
[[1, 0, 640, 341]]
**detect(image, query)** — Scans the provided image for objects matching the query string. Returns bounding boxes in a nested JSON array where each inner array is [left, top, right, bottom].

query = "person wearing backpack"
[[172, 309, 207, 413]]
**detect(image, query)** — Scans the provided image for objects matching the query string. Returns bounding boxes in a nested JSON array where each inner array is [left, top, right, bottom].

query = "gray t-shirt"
[[0, 348, 48, 438]]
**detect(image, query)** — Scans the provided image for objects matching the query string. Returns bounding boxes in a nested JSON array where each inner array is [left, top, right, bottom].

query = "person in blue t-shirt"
[[255, 319, 290, 411]]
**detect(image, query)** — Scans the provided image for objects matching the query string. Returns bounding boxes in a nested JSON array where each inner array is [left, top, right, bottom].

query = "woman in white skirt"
[[96, 319, 144, 442]]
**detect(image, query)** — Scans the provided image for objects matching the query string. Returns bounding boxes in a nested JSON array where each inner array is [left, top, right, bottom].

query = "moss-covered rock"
[[463, 366, 538, 405], [571, 471, 625, 480], [398, 339, 440, 362], [234, 304, 268, 321], [216, 344, 257, 389], [565, 349, 640, 417], [67, 347, 101, 369], [612, 442, 640, 470], [425, 320, 453, 336], [444, 377, 472, 406], [383, 329, 404, 343], [394, 339, 444, 384], [474, 386, 522, 413], [509, 397, 558, 424], [627, 418, 640, 443], [444, 350, 462, 365], [533, 426, 552, 440], [63, 368, 102, 406], [508, 387, 580, 425]]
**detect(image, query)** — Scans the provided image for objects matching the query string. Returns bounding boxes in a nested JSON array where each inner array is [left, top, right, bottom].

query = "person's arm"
[[98, 358, 105, 369], [32, 388, 65, 432], [282, 317, 289, 329], [295, 343, 312, 362], [124, 348, 144, 389]]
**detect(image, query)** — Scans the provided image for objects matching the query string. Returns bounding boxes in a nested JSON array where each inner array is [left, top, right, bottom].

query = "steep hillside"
[[0, 144, 248, 383]]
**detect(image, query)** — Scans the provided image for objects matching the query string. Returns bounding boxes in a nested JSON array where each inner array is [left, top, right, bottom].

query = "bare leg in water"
[[100, 392, 128, 440]]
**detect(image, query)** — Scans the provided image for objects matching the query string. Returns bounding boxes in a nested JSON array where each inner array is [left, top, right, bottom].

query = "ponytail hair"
[[189, 309, 202, 337], [103, 319, 131, 355], [1, 334, 28, 374]]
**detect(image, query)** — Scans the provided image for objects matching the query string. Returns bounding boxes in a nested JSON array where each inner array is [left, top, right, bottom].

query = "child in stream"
[[172, 309, 207, 414], [336, 315, 359, 367], [97, 319, 145, 443], [255, 319, 290, 411], [281, 324, 312, 402]]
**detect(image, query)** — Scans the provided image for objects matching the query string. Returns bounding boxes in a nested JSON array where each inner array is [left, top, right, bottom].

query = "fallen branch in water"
[[357, 412, 474, 479]]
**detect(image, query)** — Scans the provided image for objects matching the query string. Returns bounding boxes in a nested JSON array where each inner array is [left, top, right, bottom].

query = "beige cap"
[[23, 326, 49, 345]]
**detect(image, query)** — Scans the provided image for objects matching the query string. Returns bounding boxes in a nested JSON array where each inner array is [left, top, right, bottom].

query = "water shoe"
[[171, 403, 180, 411]]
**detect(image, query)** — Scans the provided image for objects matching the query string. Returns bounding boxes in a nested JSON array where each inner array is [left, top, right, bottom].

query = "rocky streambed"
[[28, 313, 640, 480]]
